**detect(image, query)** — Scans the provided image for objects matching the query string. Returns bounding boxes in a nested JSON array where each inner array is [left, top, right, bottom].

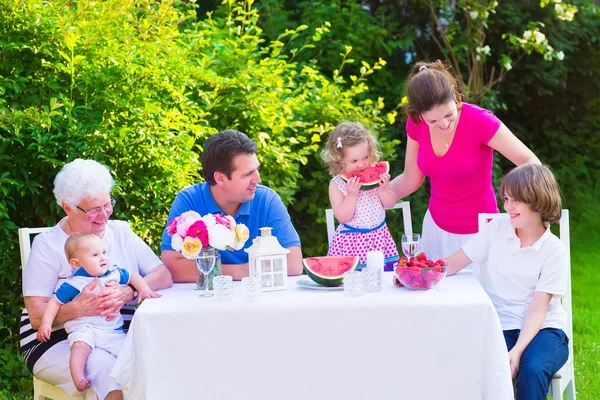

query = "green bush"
[[0, 0, 397, 394]]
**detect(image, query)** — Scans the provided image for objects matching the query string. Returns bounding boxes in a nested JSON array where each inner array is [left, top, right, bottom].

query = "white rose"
[[171, 234, 184, 251], [207, 223, 236, 250]]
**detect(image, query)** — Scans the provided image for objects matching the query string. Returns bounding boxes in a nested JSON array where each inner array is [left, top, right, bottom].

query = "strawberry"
[[398, 256, 408, 266], [409, 257, 417, 266], [417, 252, 427, 262]]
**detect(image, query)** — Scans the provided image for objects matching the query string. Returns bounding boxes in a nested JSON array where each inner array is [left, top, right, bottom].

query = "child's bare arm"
[[330, 179, 360, 223], [36, 297, 62, 342], [444, 249, 473, 276], [129, 272, 162, 304], [506, 292, 552, 378], [377, 173, 397, 208]]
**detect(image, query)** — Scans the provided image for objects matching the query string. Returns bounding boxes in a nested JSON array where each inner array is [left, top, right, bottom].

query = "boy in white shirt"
[[36, 233, 161, 392], [445, 164, 568, 400]]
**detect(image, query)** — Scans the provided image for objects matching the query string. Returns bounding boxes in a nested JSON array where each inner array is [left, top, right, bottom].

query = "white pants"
[[33, 339, 121, 400], [421, 209, 479, 275], [68, 326, 125, 357]]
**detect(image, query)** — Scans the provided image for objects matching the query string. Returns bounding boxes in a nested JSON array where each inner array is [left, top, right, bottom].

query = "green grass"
[[569, 202, 600, 399], [4, 198, 599, 400]]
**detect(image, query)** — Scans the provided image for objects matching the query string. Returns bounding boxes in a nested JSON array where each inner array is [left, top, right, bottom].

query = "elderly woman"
[[20, 159, 172, 400]]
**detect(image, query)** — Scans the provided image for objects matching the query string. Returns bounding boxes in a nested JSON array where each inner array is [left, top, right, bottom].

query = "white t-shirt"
[[55, 266, 131, 333], [20, 219, 162, 372], [23, 219, 161, 297], [463, 216, 567, 333]]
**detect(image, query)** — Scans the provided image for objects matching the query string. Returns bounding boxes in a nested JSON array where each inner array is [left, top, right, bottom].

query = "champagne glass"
[[401, 233, 421, 258], [196, 248, 217, 298]]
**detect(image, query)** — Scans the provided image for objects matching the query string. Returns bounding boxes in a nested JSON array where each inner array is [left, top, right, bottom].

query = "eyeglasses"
[[76, 198, 116, 219]]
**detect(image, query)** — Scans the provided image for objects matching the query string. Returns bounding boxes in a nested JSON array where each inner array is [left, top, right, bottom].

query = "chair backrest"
[[18, 227, 52, 266], [478, 210, 573, 361], [326, 201, 413, 246]]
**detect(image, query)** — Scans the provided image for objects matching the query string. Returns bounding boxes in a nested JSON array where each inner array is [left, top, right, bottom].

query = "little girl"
[[322, 121, 399, 270]]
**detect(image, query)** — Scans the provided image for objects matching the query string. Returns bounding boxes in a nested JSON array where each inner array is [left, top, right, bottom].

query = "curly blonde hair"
[[321, 121, 382, 176], [499, 164, 562, 223]]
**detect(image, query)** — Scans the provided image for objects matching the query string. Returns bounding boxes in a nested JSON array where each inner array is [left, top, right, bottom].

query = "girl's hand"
[[377, 173, 391, 193], [346, 176, 361, 196]]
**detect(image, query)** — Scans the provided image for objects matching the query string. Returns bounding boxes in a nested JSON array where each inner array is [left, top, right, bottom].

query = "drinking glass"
[[343, 271, 364, 297], [214, 275, 233, 301], [242, 277, 262, 303], [363, 267, 382, 293], [196, 248, 217, 298], [401, 233, 421, 258]]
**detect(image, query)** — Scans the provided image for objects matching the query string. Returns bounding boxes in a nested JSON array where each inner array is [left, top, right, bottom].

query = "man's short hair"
[[202, 130, 258, 185]]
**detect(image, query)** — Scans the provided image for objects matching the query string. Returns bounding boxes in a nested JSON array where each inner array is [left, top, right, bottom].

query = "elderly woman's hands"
[[70, 278, 132, 321], [101, 280, 134, 320]]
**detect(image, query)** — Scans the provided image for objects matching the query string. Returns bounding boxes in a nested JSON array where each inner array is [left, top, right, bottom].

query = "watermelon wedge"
[[303, 256, 359, 287], [340, 161, 390, 191]]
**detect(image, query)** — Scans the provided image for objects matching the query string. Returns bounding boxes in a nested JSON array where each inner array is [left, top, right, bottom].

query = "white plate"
[[296, 279, 343, 291]]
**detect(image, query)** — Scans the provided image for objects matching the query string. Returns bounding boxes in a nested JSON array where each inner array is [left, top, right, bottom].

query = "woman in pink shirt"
[[390, 60, 540, 261]]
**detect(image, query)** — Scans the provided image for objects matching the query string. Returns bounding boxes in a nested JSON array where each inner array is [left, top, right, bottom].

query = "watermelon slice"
[[340, 161, 390, 191], [303, 256, 359, 287]]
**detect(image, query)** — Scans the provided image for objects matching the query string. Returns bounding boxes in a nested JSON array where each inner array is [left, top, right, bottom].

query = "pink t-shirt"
[[406, 102, 501, 234]]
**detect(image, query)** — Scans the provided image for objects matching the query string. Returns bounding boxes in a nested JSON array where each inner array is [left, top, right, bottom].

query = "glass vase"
[[196, 250, 221, 290]]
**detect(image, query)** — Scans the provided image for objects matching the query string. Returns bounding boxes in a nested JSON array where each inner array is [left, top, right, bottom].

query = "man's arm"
[[143, 264, 173, 290], [162, 250, 196, 283], [287, 246, 303, 276]]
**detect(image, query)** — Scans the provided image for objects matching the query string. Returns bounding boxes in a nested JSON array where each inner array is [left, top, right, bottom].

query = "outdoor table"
[[111, 271, 513, 400]]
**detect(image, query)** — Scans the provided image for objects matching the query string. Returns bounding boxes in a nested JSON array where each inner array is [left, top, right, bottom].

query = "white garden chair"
[[326, 201, 413, 246], [478, 210, 576, 400], [19, 227, 80, 400]]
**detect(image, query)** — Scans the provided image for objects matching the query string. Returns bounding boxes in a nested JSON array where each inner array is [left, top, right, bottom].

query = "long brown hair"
[[404, 60, 463, 123]]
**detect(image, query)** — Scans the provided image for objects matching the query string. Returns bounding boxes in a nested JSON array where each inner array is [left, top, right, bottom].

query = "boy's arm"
[[506, 292, 552, 378], [36, 297, 62, 342], [129, 272, 162, 304], [444, 249, 473, 276]]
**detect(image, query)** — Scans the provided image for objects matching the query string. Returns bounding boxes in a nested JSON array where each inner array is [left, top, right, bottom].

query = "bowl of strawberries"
[[394, 252, 447, 290]]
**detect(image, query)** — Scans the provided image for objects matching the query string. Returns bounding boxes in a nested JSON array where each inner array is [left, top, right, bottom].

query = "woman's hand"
[[346, 176, 361, 197], [99, 281, 132, 320], [392, 274, 403, 287], [70, 278, 105, 317]]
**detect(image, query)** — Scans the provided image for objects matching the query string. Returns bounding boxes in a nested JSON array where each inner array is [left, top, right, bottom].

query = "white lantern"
[[245, 227, 289, 292]]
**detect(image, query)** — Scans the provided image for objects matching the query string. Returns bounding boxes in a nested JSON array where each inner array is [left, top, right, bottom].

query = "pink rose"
[[167, 216, 181, 236], [215, 213, 233, 230], [186, 220, 209, 248]]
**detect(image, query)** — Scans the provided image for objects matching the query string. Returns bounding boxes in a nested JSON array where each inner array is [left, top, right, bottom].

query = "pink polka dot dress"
[[327, 176, 399, 270]]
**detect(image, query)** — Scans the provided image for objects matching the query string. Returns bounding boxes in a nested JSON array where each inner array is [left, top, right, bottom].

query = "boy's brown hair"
[[499, 164, 562, 223]]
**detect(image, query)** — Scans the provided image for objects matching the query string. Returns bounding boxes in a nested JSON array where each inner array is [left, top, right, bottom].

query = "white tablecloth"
[[111, 271, 512, 400]]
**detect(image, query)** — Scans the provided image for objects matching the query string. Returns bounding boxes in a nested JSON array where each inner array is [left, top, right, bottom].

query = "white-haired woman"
[[20, 159, 172, 400]]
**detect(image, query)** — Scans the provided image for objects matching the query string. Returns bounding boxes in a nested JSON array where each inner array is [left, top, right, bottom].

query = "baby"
[[36, 232, 161, 391]]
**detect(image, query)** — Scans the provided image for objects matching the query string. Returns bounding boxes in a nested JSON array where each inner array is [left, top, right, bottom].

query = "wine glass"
[[401, 233, 421, 258], [196, 248, 217, 298]]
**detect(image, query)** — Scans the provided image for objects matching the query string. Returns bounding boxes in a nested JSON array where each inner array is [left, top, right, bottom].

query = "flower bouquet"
[[167, 211, 250, 289], [394, 252, 447, 290]]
